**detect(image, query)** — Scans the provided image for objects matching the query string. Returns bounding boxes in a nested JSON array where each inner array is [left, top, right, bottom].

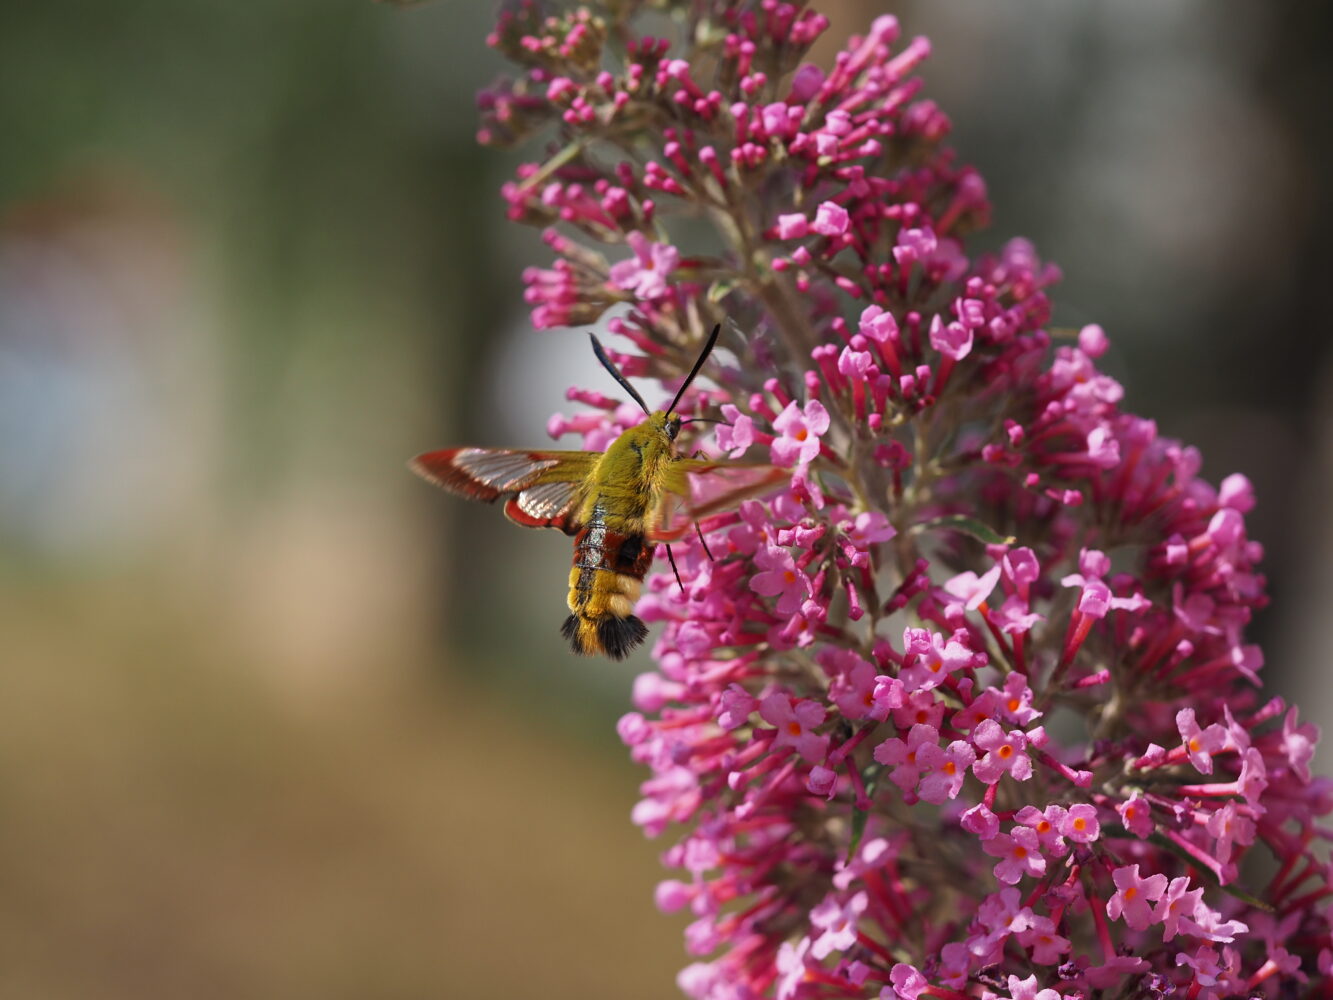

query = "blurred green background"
[[0, 2, 1328, 997]]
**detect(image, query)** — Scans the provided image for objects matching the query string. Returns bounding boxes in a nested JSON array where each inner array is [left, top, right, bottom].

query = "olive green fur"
[[575, 411, 698, 533]]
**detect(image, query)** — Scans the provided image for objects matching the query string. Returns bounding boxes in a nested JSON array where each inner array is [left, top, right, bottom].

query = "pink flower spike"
[[485, 5, 1331, 993]]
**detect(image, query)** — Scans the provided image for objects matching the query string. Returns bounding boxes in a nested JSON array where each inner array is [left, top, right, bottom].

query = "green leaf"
[[707, 278, 739, 304], [913, 515, 1016, 546]]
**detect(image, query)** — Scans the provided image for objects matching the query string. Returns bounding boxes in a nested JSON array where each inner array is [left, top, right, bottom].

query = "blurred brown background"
[[0, 2, 1328, 997]]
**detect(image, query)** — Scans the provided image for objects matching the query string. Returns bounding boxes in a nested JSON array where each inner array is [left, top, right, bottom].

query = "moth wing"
[[410, 447, 596, 534], [647, 459, 787, 541], [503, 479, 585, 533]]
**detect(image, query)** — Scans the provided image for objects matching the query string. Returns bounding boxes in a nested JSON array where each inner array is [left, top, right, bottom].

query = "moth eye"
[[667, 418, 681, 441]]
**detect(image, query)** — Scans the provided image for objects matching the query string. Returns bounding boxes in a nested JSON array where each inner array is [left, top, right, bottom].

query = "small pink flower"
[[943, 563, 1001, 610], [806, 765, 837, 799], [775, 213, 809, 240], [1118, 792, 1155, 838], [1154, 876, 1205, 942], [874, 723, 939, 796], [997, 673, 1041, 725], [929, 314, 973, 361], [1106, 864, 1167, 931], [992, 595, 1043, 634], [1078, 323, 1108, 357], [608, 231, 679, 299], [1017, 915, 1070, 965], [1015, 804, 1067, 856], [750, 542, 811, 614], [829, 658, 884, 720], [858, 304, 899, 343], [915, 739, 976, 803], [900, 629, 974, 692], [1061, 803, 1100, 843], [1177, 707, 1227, 775], [984, 826, 1046, 884], [809, 890, 867, 959], [771, 399, 830, 466], [961, 802, 999, 840], [789, 63, 825, 102], [717, 684, 756, 730], [812, 200, 849, 236], [759, 693, 828, 762], [1005, 973, 1067, 1000], [714, 404, 754, 458], [886, 963, 928, 1000], [972, 719, 1033, 784]]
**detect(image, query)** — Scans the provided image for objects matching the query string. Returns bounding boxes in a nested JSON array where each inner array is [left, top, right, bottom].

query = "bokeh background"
[[1, 1, 1329, 997]]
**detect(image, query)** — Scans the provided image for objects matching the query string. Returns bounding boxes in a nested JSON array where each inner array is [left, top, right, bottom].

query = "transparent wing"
[[648, 459, 787, 541], [410, 447, 596, 532]]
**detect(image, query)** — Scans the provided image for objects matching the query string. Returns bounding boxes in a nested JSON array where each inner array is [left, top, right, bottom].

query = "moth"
[[411, 324, 781, 660]]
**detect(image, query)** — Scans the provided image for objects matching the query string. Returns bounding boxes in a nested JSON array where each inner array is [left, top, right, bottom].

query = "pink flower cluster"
[[482, 3, 1331, 997]]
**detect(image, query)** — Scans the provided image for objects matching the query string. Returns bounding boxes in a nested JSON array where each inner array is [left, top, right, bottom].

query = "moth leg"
[[694, 522, 715, 562], [665, 544, 685, 593]]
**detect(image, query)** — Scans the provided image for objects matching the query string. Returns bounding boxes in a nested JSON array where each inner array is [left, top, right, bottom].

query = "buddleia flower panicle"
[[481, 2, 1331, 996]]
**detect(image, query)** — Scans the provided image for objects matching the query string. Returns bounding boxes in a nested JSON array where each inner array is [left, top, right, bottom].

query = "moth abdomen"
[[560, 610, 648, 660], [596, 614, 649, 660]]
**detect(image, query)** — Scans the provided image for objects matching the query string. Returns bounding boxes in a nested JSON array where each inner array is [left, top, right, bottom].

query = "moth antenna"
[[665, 543, 685, 593], [589, 334, 651, 415], [668, 323, 721, 416], [694, 522, 715, 562]]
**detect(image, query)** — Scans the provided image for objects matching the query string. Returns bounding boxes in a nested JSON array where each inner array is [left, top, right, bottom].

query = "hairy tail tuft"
[[561, 613, 647, 659]]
